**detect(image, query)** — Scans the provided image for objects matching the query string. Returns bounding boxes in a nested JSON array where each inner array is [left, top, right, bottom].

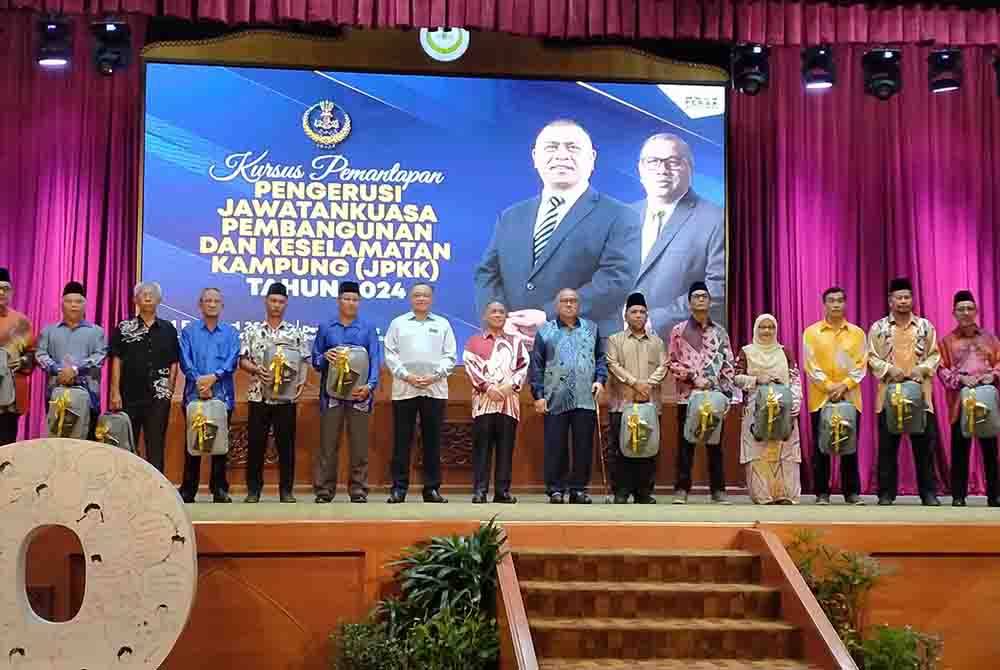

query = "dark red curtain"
[[2, 0, 999, 43]]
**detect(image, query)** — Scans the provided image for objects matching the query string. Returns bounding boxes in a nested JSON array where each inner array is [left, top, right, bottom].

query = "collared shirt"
[[535, 181, 589, 239], [938, 325, 1000, 424], [868, 314, 941, 413], [384, 312, 457, 401], [0, 307, 34, 415], [464, 331, 529, 420], [179, 320, 241, 410], [109, 316, 180, 405], [529, 317, 607, 415], [606, 329, 669, 413], [311, 317, 382, 413], [667, 317, 736, 403], [36, 320, 107, 410], [802, 319, 868, 413], [640, 194, 683, 263], [240, 320, 311, 404]]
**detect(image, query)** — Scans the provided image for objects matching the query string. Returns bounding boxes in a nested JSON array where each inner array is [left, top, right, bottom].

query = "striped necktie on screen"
[[532, 195, 566, 264]]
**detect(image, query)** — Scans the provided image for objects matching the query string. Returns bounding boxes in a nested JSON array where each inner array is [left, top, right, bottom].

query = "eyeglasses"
[[640, 157, 686, 171]]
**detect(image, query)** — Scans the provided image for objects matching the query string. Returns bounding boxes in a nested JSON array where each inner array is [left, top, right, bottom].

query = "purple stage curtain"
[[2, 1, 999, 44], [729, 44, 1000, 495], [0, 9, 145, 439]]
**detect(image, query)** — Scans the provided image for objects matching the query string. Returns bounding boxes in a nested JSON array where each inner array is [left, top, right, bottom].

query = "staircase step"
[[521, 581, 780, 619], [530, 617, 800, 660], [538, 660, 823, 670], [514, 549, 760, 584]]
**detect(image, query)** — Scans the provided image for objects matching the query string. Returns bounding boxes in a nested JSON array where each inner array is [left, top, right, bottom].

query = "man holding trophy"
[[239, 282, 310, 503], [311, 281, 382, 503]]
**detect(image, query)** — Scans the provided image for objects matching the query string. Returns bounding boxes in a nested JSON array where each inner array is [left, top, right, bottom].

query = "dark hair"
[[822, 286, 846, 302]]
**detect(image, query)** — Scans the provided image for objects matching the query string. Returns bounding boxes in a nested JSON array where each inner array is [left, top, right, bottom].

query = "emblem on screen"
[[302, 100, 352, 148]]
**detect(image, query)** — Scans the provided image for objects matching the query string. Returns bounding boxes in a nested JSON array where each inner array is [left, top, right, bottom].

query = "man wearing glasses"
[[475, 118, 639, 338], [631, 133, 725, 341]]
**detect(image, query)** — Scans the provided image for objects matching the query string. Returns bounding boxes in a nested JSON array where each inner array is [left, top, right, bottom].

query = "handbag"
[[683, 390, 728, 445], [751, 383, 794, 442], [619, 402, 660, 458], [185, 399, 229, 456]]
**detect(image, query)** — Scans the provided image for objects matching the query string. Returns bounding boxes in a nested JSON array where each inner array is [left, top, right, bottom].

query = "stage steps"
[[514, 548, 823, 669]]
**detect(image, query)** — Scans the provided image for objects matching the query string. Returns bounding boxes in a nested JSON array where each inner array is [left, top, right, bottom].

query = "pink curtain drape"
[[2, 1, 999, 43]]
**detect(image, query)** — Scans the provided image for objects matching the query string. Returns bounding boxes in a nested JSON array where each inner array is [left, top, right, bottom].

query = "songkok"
[[954, 290, 975, 306], [266, 282, 288, 297], [339, 281, 360, 296], [888, 277, 912, 295], [0, 268, 9, 283], [63, 281, 86, 297], [626, 292, 647, 309], [688, 281, 709, 300]]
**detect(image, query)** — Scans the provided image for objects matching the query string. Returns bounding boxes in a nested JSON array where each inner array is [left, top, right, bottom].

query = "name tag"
[[429, 328, 440, 335]]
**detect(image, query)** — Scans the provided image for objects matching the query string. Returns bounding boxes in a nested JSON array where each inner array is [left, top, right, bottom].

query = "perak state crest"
[[302, 100, 352, 148]]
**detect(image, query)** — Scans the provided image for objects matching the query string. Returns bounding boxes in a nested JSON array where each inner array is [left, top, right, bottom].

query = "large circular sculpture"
[[0, 438, 197, 668]]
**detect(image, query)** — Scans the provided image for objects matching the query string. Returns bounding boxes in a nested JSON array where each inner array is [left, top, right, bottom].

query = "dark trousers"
[[391, 396, 445, 493], [124, 399, 171, 474], [608, 411, 657, 498], [675, 403, 725, 494], [877, 410, 938, 500], [543, 408, 595, 495], [950, 419, 999, 501], [472, 413, 517, 496], [0, 413, 19, 445], [86, 409, 99, 441], [811, 411, 862, 497], [180, 409, 232, 497], [246, 401, 297, 495]]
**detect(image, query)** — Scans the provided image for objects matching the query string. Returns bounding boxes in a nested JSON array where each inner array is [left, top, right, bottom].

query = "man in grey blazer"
[[632, 133, 725, 341], [474, 119, 639, 337]]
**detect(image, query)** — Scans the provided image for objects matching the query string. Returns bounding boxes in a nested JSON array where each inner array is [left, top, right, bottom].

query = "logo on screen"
[[419, 28, 470, 62], [302, 100, 352, 148]]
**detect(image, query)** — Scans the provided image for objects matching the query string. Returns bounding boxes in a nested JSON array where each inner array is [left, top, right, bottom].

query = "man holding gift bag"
[[868, 277, 941, 506], [606, 292, 669, 504], [938, 290, 1000, 507], [0, 268, 35, 445], [239, 282, 310, 503]]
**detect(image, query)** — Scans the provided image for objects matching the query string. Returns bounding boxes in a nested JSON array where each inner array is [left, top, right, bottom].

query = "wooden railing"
[[496, 535, 538, 670], [738, 526, 859, 670]]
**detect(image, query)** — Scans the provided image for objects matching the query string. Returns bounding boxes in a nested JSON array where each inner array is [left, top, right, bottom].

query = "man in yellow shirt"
[[802, 287, 867, 505]]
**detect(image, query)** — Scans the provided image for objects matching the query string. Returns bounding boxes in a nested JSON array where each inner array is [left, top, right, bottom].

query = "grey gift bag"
[[46, 386, 91, 439], [0, 350, 15, 409], [960, 386, 1000, 440], [186, 399, 229, 456], [751, 383, 794, 442], [95, 411, 135, 452], [884, 381, 926, 435], [325, 346, 370, 400], [683, 390, 728, 445], [619, 402, 660, 458], [261, 343, 303, 403], [818, 401, 859, 455]]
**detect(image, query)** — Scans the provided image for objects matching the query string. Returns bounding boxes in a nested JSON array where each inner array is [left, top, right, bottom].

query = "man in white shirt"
[[384, 284, 457, 503]]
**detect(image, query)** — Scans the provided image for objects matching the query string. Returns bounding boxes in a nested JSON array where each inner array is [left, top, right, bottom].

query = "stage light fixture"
[[91, 17, 131, 75], [36, 16, 72, 68], [731, 43, 769, 96], [863, 48, 902, 100], [928, 48, 962, 93], [802, 45, 835, 90]]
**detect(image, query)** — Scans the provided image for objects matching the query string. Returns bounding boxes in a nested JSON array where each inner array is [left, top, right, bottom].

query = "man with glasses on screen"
[[630, 133, 725, 341], [474, 118, 639, 339]]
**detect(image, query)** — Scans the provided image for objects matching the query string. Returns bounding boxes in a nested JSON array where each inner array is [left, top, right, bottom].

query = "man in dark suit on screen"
[[474, 119, 639, 338], [631, 133, 725, 341]]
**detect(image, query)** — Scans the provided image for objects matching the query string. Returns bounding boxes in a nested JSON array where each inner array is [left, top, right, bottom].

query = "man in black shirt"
[[110, 282, 180, 473]]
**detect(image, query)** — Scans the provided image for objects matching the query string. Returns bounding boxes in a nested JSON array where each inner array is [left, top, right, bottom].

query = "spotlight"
[[929, 48, 962, 93], [802, 45, 835, 90], [36, 16, 72, 68], [91, 17, 131, 75], [863, 48, 902, 100], [732, 43, 769, 96]]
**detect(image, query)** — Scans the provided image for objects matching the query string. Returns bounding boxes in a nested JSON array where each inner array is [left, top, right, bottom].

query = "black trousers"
[[675, 403, 725, 494], [391, 396, 445, 493], [811, 411, 862, 497], [123, 399, 171, 474], [472, 413, 517, 496], [0, 413, 19, 446], [877, 410, 938, 500], [950, 419, 999, 501], [180, 408, 232, 497], [543, 408, 595, 495], [246, 401, 297, 495], [608, 411, 657, 498]]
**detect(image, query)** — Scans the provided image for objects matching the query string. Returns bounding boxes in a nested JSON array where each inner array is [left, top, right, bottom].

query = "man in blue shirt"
[[529, 288, 607, 504], [178, 287, 241, 503], [311, 281, 382, 503]]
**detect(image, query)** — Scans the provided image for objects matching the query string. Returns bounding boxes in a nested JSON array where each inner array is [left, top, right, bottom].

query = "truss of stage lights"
[[732, 43, 998, 99], [36, 15, 132, 75]]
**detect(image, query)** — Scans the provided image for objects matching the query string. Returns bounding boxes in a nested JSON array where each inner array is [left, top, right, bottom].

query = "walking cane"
[[593, 390, 613, 504]]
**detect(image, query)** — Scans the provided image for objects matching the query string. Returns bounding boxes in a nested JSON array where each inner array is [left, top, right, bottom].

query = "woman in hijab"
[[735, 314, 802, 504]]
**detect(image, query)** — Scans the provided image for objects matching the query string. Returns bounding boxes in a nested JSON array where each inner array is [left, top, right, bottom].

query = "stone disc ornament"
[[0, 438, 197, 669]]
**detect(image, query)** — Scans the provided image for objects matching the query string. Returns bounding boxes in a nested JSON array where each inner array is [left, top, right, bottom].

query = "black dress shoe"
[[493, 493, 517, 504], [815, 494, 831, 505], [635, 495, 657, 505], [179, 489, 196, 504], [423, 490, 448, 503], [244, 492, 260, 504], [613, 494, 630, 504], [569, 492, 592, 504], [314, 494, 333, 504], [952, 497, 967, 507], [549, 492, 564, 504], [279, 492, 297, 503], [350, 494, 368, 503], [844, 494, 865, 506], [387, 490, 406, 504], [989, 497, 1000, 508], [471, 493, 487, 504], [877, 496, 893, 506], [213, 492, 232, 503], [922, 495, 941, 507]]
